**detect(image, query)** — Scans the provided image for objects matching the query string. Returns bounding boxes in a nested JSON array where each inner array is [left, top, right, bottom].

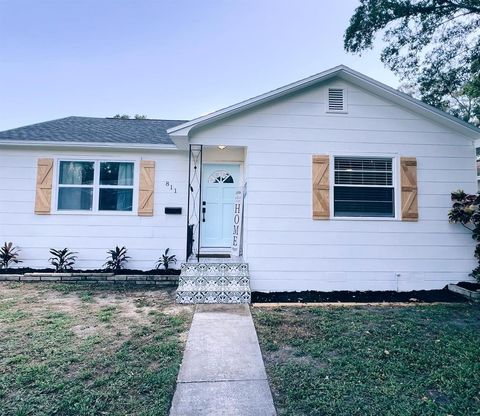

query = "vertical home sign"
[[231, 189, 243, 257]]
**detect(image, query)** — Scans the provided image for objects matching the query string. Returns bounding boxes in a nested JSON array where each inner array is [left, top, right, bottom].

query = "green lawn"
[[252, 304, 480, 416], [0, 282, 193, 416]]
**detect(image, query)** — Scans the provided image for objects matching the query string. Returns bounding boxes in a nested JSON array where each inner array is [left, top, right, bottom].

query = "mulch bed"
[[457, 281, 480, 291], [0, 267, 181, 275], [252, 288, 468, 303]]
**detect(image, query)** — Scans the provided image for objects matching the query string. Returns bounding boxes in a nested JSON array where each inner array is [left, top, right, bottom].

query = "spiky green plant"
[[155, 248, 177, 271], [49, 248, 77, 272], [0, 242, 21, 269], [103, 246, 130, 271]]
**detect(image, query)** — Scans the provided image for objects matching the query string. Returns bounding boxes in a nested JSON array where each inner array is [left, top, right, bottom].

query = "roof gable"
[[168, 65, 479, 141]]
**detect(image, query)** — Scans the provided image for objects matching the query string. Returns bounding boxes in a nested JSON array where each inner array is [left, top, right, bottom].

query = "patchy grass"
[[0, 283, 193, 416], [252, 304, 480, 416]]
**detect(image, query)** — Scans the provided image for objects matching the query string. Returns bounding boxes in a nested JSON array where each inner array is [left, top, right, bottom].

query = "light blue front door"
[[200, 163, 240, 248]]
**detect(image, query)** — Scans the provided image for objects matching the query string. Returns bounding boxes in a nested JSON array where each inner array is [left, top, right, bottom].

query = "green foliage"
[[0, 283, 193, 415], [155, 248, 177, 270], [103, 246, 130, 271], [0, 242, 21, 269], [97, 305, 117, 323], [48, 248, 77, 272], [253, 305, 480, 415], [112, 114, 147, 120], [448, 189, 480, 281], [344, 0, 480, 126]]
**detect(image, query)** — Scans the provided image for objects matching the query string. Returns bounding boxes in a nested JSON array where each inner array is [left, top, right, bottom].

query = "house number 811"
[[165, 181, 177, 193]]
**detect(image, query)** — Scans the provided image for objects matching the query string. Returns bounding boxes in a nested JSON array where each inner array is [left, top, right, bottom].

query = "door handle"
[[202, 207, 206, 222]]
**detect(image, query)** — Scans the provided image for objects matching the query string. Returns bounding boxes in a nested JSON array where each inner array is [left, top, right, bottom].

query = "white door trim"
[[200, 162, 243, 250]]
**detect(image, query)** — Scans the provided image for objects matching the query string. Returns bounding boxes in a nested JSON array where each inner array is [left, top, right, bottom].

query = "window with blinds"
[[333, 157, 395, 217]]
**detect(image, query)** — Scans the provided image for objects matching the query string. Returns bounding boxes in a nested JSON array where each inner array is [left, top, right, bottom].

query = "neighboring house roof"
[[168, 65, 480, 141], [0, 116, 187, 146]]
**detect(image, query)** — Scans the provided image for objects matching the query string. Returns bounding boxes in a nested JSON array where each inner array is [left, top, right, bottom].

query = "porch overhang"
[[169, 132, 190, 150]]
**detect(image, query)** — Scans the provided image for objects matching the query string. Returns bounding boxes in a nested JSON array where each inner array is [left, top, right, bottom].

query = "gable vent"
[[328, 88, 345, 112]]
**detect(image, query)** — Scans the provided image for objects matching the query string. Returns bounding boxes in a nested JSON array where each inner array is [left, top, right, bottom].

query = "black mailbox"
[[165, 207, 182, 215]]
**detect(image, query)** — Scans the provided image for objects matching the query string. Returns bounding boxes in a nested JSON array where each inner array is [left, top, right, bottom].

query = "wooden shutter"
[[312, 155, 330, 219], [138, 160, 155, 216], [400, 157, 418, 221], [34, 158, 53, 214]]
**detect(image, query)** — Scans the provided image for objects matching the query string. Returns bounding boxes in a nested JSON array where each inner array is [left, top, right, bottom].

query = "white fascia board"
[[0, 140, 180, 151], [167, 65, 480, 140]]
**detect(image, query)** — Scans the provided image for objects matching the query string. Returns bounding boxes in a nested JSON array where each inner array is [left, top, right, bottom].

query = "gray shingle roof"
[[0, 116, 188, 145]]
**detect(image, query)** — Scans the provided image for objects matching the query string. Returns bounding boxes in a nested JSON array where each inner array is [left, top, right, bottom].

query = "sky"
[[0, 0, 398, 131]]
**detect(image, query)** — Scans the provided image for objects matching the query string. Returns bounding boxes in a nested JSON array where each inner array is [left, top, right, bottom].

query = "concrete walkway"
[[170, 304, 276, 416]]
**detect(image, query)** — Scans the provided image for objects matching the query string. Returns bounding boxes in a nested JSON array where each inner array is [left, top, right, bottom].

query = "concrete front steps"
[[176, 261, 251, 304]]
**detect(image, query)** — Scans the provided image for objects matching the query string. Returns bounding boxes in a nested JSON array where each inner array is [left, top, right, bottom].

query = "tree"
[[112, 114, 147, 119], [344, 0, 480, 126]]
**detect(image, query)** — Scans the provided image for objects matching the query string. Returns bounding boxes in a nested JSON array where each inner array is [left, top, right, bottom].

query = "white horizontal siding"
[[250, 272, 469, 292], [0, 148, 189, 270], [247, 230, 472, 246], [190, 78, 477, 291], [1, 77, 477, 291]]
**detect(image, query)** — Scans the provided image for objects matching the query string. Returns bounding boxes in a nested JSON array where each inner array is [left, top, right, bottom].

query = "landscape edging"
[[447, 283, 480, 302], [0, 273, 178, 286]]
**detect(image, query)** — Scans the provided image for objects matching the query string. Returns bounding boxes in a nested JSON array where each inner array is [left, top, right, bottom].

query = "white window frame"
[[56, 160, 95, 212], [329, 153, 400, 221], [53, 158, 138, 215], [325, 86, 348, 114]]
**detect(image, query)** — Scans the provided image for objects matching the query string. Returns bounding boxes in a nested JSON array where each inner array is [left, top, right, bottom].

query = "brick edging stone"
[[0, 273, 179, 286]]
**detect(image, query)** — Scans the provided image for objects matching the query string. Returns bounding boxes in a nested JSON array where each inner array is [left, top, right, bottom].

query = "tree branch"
[[461, 223, 475, 232]]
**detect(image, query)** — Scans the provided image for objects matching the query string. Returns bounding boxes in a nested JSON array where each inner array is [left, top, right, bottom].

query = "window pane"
[[59, 161, 94, 185], [334, 187, 394, 217], [335, 157, 392, 171], [99, 189, 133, 211], [100, 162, 134, 186], [334, 157, 393, 186], [335, 171, 392, 186], [58, 187, 93, 210]]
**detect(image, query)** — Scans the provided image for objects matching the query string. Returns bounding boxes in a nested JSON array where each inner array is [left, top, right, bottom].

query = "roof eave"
[[0, 140, 180, 151]]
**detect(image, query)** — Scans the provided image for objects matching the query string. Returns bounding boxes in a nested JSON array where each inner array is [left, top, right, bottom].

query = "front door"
[[200, 163, 240, 248]]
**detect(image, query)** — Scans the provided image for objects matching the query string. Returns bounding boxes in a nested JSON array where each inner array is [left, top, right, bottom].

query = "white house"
[[0, 65, 478, 301]]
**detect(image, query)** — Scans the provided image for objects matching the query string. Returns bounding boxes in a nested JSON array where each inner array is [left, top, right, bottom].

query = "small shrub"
[[0, 242, 22, 269], [49, 248, 77, 272], [103, 246, 130, 271], [448, 190, 480, 282], [155, 248, 177, 270]]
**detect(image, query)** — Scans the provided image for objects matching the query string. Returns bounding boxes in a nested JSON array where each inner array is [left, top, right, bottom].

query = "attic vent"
[[327, 88, 345, 112]]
